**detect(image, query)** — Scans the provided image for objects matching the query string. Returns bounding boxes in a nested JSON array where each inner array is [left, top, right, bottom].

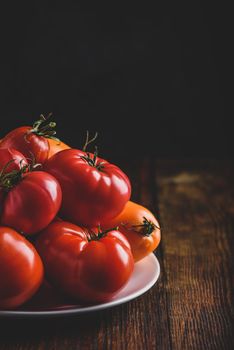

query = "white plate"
[[0, 254, 160, 318]]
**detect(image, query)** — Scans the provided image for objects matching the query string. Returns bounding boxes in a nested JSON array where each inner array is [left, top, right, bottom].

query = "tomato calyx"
[[80, 147, 105, 171], [86, 226, 119, 242], [122, 217, 160, 236], [81, 131, 104, 171], [0, 160, 40, 192], [25, 113, 59, 142]]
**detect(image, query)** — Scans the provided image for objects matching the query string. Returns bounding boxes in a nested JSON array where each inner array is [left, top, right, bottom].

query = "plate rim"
[[0, 254, 160, 318]]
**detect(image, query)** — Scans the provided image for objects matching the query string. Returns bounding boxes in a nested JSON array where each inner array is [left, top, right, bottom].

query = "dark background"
[[0, 3, 232, 160]]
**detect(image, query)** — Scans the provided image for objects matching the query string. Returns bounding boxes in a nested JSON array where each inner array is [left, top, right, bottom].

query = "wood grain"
[[155, 159, 234, 350], [0, 159, 233, 350]]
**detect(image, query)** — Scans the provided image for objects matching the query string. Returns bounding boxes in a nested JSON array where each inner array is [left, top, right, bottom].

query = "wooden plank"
[[155, 159, 234, 350]]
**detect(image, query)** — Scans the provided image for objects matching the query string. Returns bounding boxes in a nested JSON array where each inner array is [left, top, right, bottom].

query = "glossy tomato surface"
[[0, 126, 49, 164], [1, 171, 62, 235], [36, 220, 134, 303], [103, 201, 161, 262], [44, 149, 131, 227], [0, 226, 44, 310]]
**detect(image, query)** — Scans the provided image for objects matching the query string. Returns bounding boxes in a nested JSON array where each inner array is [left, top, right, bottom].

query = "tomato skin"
[[36, 221, 134, 303], [0, 148, 28, 173], [1, 171, 62, 235], [0, 226, 43, 310], [103, 201, 161, 262], [48, 139, 70, 158], [0, 126, 49, 164], [0, 149, 28, 216], [44, 149, 131, 227]]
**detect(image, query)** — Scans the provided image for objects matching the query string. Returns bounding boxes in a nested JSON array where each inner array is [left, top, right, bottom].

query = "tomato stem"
[[25, 113, 60, 142], [0, 159, 41, 191], [82, 131, 98, 152], [81, 132, 104, 171], [80, 147, 105, 171], [87, 226, 119, 241], [122, 217, 160, 236], [0, 160, 28, 191]]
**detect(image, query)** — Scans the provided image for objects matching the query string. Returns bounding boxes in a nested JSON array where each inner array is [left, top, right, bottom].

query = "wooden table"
[[0, 159, 233, 350]]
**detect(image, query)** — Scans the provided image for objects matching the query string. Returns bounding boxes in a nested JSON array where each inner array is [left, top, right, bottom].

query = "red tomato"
[[103, 201, 161, 262], [0, 149, 28, 216], [0, 226, 44, 310], [44, 149, 131, 227], [0, 114, 58, 164], [0, 169, 62, 235], [36, 220, 134, 303], [0, 148, 28, 173]]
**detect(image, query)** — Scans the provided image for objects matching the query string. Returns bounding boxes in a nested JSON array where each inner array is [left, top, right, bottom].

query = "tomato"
[[36, 220, 134, 303], [0, 166, 62, 235], [0, 114, 58, 164], [48, 139, 70, 158], [0, 148, 28, 173], [103, 201, 161, 262], [0, 226, 43, 310], [44, 149, 131, 227], [0, 149, 28, 216]]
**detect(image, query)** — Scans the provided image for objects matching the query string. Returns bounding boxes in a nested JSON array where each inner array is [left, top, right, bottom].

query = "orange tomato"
[[103, 201, 161, 262], [47, 139, 70, 158]]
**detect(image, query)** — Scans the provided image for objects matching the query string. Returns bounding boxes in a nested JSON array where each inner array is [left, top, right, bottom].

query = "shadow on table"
[[0, 280, 124, 345], [0, 309, 111, 343]]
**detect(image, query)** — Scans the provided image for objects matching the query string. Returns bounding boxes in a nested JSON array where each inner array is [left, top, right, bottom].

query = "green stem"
[[0, 160, 41, 192], [123, 217, 160, 236], [25, 113, 59, 142], [0, 161, 28, 191], [80, 147, 105, 171], [82, 131, 98, 152], [87, 226, 119, 242]]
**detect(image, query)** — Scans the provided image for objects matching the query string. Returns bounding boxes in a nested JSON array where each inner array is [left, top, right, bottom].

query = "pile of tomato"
[[0, 115, 160, 309]]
